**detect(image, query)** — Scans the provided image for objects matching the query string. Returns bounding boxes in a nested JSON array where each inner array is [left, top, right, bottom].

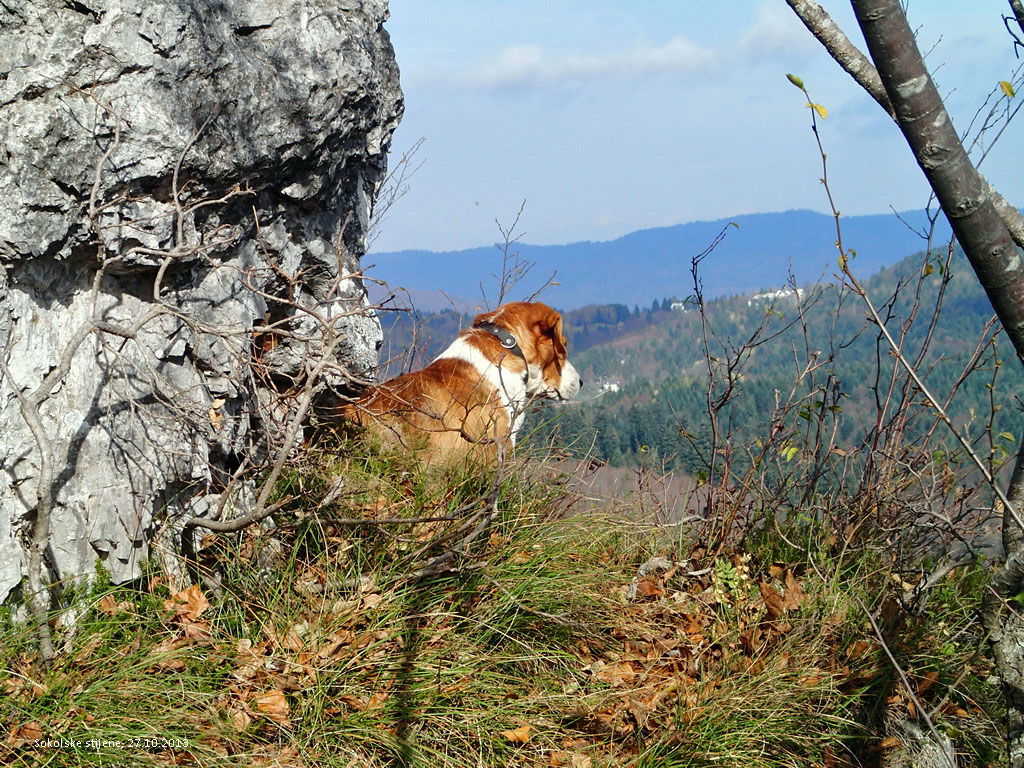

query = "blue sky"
[[372, 1, 1024, 253]]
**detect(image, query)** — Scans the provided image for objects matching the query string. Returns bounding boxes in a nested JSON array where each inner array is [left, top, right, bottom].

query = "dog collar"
[[476, 322, 527, 363]]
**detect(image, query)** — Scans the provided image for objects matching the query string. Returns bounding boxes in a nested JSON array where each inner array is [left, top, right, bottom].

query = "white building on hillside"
[[747, 287, 805, 307]]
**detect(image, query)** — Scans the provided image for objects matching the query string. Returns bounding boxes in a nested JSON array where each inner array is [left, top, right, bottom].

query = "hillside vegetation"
[[535, 249, 1023, 474], [0, 443, 1004, 767], [2, 247, 1012, 767]]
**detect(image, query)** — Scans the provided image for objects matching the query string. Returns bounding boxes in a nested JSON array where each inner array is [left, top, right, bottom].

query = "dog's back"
[[343, 356, 512, 464]]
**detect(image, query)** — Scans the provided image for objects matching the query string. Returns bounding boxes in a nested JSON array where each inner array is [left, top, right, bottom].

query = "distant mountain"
[[366, 209, 952, 310]]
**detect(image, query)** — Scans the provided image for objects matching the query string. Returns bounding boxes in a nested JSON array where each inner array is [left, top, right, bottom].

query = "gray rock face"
[[0, 0, 402, 599]]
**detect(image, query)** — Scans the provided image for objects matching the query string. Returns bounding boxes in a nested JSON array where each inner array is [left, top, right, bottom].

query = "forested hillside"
[[530, 249, 1024, 473]]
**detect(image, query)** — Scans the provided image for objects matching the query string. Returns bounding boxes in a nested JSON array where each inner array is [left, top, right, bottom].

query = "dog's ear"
[[536, 309, 567, 357], [551, 312, 567, 356], [473, 309, 501, 327], [552, 313, 569, 358]]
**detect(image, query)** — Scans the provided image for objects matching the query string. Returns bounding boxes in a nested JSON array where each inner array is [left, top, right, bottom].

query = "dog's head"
[[473, 301, 582, 401]]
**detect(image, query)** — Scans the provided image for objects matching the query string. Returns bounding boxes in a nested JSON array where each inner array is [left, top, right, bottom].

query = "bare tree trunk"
[[848, 1, 1024, 763]]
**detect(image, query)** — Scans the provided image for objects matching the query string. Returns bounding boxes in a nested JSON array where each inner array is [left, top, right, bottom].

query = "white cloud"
[[442, 35, 715, 90], [738, 3, 819, 60]]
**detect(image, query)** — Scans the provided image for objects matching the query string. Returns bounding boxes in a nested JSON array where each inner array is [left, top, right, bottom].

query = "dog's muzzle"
[[555, 361, 582, 401]]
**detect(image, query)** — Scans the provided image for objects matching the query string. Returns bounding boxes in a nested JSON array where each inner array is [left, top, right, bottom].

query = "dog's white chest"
[[434, 337, 529, 443]]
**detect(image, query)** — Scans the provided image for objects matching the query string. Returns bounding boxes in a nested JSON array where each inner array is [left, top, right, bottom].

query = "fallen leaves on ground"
[[500, 724, 532, 744], [251, 689, 291, 727]]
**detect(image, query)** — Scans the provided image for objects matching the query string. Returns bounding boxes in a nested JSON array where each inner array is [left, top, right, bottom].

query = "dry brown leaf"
[[500, 724, 532, 744], [163, 585, 210, 621], [14, 721, 43, 742], [154, 656, 186, 672], [596, 661, 635, 687], [636, 576, 665, 598], [181, 620, 213, 640], [561, 737, 590, 749], [916, 669, 939, 694], [146, 637, 188, 671], [329, 596, 361, 615], [253, 689, 291, 727], [96, 594, 124, 615], [267, 626, 304, 651], [549, 752, 592, 768], [846, 640, 873, 659], [230, 707, 253, 731], [783, 570, 805, 610], [759, 581, 784, 619], [208, 406, 224, 432], [878, 736, 902, 749], [338, 694, 367, 711], [317, 630, 355, 658], [739, 628, 761, 655], [250, 745, 306, 768], [682, 613, 706, 635]]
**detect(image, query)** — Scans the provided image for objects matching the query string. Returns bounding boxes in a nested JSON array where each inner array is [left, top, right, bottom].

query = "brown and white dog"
[[344, 301, 581, 464]]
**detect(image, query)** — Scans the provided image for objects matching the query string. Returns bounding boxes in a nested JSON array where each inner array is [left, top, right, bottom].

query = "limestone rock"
[[0, 0, 402, 598]]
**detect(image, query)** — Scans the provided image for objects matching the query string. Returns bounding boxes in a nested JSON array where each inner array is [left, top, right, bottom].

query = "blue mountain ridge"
[[366, 209, 953, 310]]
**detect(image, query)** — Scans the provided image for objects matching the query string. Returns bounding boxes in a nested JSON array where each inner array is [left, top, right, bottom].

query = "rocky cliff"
[[0, 0, 402, 599]]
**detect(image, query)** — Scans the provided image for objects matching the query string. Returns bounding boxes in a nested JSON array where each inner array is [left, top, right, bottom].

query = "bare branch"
[[857, 597, 957, 768], [786, 0, 1024, 248], [785, 0, 895, 117]]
